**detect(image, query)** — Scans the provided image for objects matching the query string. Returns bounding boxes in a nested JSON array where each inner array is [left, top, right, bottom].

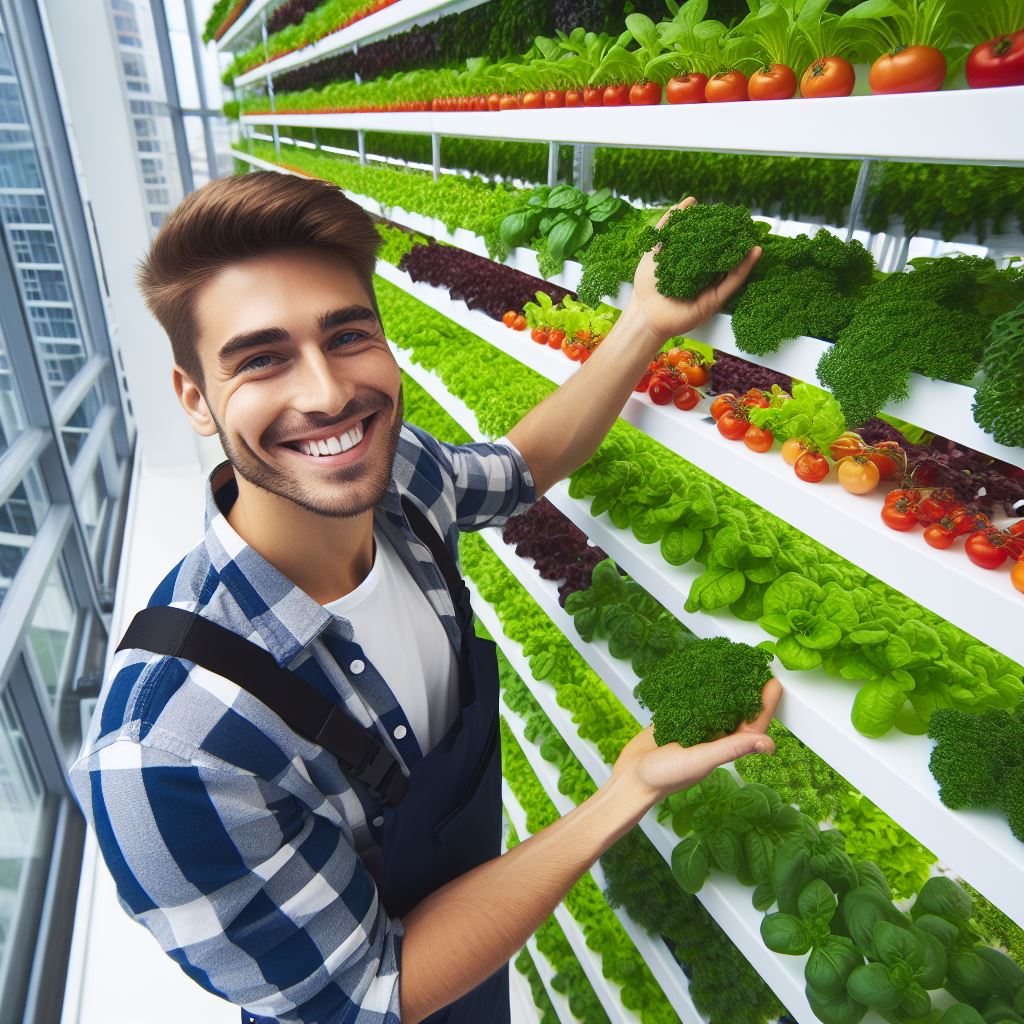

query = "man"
[[70, 171, 776, 1024]]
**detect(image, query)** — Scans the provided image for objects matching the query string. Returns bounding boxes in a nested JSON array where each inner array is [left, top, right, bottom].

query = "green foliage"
[[202, 0, 240, 42], [817, 255, 1024, 427], [649, 203, 763, 301], [972, 298, 1024, 448], [399, 371, 472, 445], [747, 382, 847, 452], [513, 948, 559, 1024], [928, 701, 1024, 842], [963, 884, 1024, 970], [376, 223, 428, 267], [730, 229, 876, 355], [577, 210, 660, 307], [634, 637, 771, 748]]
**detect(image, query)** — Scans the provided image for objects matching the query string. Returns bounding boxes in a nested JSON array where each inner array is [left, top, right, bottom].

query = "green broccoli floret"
[[928, 701, 1024, 842], [817, 255, 1024, 427], [647, 203, 762, 301], [634, 636, 772, 748], [729, 229, 875, 355], [973, 299, 1024, 448]]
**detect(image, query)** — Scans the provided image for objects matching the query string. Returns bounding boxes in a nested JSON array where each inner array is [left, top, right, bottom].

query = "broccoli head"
[[634, 636, 772, 748], [928, 701, 1024, 842], [973, 299, 1024, 448], [648, 203, 763, 301]]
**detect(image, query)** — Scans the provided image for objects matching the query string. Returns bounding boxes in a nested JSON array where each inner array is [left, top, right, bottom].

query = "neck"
[[226, 470, 375, 605]]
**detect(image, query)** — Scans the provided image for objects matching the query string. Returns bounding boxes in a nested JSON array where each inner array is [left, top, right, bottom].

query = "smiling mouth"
[[282, 412, 376, 458]]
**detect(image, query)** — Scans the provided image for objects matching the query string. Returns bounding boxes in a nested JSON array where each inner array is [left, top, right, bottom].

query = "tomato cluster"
[[503, 309, 601, 362], [635, 348, 707, 412], [709, 389, 783, 452]]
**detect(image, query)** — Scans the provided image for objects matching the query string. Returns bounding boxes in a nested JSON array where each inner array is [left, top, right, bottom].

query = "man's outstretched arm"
[[398, 679, 781, 1024], [505, 197, 761, 497]]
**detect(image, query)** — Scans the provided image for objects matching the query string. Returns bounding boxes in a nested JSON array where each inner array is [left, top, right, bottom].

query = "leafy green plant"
[[747, 382, 848, 453], [972, 297, 1024, 448]]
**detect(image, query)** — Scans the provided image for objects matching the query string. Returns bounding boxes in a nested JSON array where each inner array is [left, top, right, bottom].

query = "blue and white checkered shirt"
[[69, 424, 535, 1023]]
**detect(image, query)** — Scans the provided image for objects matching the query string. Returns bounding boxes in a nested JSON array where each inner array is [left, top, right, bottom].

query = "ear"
[[173, 366, 218, 437]]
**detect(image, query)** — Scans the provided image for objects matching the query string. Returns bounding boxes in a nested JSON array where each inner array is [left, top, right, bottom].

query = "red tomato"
[[705, 71, 748, 102], [648, 379, 675, 405], [512, 314, 527, 331], [583, 86, 604, 107], [522, 91, 544, 109], [717, 410, 749, 440], [965, 531, 1010, 569], [1013, 559, 1024, 594], [866, 441, 903, 480], [749, 64, 798, 100], [502, 310, 518, 328], [530, 327, 548, 344], [870, 45, 947, 94], [603, 83, 629, 106], [487, 93, 502, 111], [967, 31, 1024, 88], [635, 372, 652, 393], [549, 329, 566, 347], [499, 93, 519, 110], [566, 342, 585, 361], [673, 385, 700, 411], [578, 347, 592, 362], [800, 56, 856, 97], [680, 363, 709, 386], [665, 347, 684, 367], [743, 425, 774, 453], [710, 393, 736, 421], [923, 523, 955, 549], [885, 487, 921, 507], [565, 89, 584, 107], [544, 90, 566, 108], [666, 73, 708, 103], [630, 81, 662, 105], [881, 500, 919, 531], [795, 451, 829, 482]]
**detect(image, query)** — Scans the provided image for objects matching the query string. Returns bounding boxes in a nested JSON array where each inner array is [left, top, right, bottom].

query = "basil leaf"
[[760, 912, 812, 956]]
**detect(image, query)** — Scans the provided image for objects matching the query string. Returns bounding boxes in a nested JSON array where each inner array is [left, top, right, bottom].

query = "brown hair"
[[137, 171, 381, 385]]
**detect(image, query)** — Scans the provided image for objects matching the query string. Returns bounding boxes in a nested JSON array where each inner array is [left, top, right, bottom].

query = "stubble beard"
[[216, 388, 405, 519]]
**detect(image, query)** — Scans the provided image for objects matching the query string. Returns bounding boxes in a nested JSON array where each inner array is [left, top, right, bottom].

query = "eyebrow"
[[217, 305, 379, 366]]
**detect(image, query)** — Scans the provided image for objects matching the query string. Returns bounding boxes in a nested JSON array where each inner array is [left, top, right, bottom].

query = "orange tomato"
[[665, 73, 708, 103], [800, 56, 856, 97], [869, 45, 947, 94], [680, 363, 708, 386], [781, 438, 806, 465], [838, 456, 880, 495], [748, 64, 798, 100], [705, 71, 748, 102], [1012, 559, 1024, 594]]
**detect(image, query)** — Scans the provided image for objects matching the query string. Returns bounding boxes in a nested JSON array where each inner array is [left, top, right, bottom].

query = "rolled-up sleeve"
[[71, 736, 402, 1024], [434, 438, 536, 530]]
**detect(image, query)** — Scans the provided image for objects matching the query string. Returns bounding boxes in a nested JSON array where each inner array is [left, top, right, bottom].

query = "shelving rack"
[[222, 6, 1024, 1022]]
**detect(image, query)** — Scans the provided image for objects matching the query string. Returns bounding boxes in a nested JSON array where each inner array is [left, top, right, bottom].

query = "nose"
[[291, 345, 354, 418]]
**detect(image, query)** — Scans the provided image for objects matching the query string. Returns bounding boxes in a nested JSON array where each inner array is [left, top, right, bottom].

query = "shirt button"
[[372, 815, 384, 827], [350, 659, 365, 674], [393, 725, 407, 740]]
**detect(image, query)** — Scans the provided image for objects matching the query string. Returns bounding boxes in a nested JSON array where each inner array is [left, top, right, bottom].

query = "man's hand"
[[628, 196, 762, 345], [610, 677, 782, 809]]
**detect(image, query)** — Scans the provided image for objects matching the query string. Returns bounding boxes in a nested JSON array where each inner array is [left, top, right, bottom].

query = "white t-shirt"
[[323, 530, 460, 754]]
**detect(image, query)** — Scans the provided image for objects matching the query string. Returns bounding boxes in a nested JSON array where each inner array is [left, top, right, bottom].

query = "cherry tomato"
[[635, 372, 652, 393], [487, 93, 502, 111], [717, 410, 749, 440], [499, 94, 519, 110], [916, 494, 951, 525], [583, 86, 604, 107], [866, 441, 903, 480], [544, 90, 566, 108], [603, 83, 630, 106], [680, 363, 709, 387], [522, 91, 544, 109], [665, 347, 684, 367], [512, 314, 527, 331], [566, 342, 585, 361], [530, 328, 548, 344], [705, 70, 748, 102], [739, 390, 771, 409], [870, 45, 947, 94], [885, 487, 921, 507], [781, 438, 806, 465], [648, 379, 675, 405], [923, 523, 955, 549], [666, 73, 708, 103], [565, 89, 584, 108], [800, 56, 856, 98], [710, 393, 736, 421], [795, 451, 829, 483], [549, 329, 566, 347], [838, 456, 880, 494], [630, 81, 662, 105], [881, 500, 919, 531], [1012, 559, 1024, 594], [965, 531, 1010, 570], [673, 385, 700, 411], [966, 31, 1024, 89], [502, 310, 518, 328], [743, 425, 774, 453], [578, 347, 592, 362], [748, 63, 798, 100], [829, 431, 863, 462]]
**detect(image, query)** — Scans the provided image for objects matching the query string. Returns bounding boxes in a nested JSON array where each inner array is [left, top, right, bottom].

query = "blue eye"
[[330, 331, 363, 347], [239, 354, 276, 373]]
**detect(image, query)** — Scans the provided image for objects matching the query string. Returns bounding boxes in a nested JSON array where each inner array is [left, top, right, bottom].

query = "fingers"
[[655, 195, 696, 230], [741, 676, 782, 735], [685, 729, 775, 777]]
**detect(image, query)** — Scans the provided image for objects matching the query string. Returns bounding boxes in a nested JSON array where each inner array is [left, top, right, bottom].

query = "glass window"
[[78, 462, 112, 557], [26, 560, 78, 706], [60, 383, 103, 464], [0, 466, 46, 605], [0, 324, 27, 460]]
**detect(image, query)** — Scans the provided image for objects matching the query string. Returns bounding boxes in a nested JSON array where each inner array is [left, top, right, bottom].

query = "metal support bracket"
[[431, 133, 441, 182], [572, 143, 594, 193], [261, 11, 280, 156], [357, 129, 366, 166], [547, 141, 559, 187], [845, 158, 874, 241]]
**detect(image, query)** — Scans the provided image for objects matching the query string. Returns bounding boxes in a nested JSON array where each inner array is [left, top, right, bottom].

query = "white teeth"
[[296, 419, 365, 457]]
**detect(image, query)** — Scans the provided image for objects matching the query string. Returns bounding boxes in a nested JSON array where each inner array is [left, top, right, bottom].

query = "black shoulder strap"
[[400, 496, 472, 627], [116, 606, 409, 805]]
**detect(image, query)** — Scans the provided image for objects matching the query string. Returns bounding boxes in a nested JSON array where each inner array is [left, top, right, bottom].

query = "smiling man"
[[70, 171, 775, 1024]]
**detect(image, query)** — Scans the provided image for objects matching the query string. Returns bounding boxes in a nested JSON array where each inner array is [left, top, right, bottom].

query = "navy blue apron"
[[118, 501, 508, 1024]]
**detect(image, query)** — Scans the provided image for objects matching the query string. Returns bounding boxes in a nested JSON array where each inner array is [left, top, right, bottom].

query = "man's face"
[[183, 248, 402, 519]]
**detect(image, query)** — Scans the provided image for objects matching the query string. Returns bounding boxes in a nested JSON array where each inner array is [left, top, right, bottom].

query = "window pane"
[[79, 462, 112, 557], [60, 384, 103, 464], [0, 18, 88, 400], [27, 559, 77, 706], [0, 466, 46, 605], [0, 321, 27, 459]]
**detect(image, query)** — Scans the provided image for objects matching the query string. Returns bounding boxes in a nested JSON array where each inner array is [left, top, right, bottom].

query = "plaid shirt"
[[69, 424, 535, 1023]]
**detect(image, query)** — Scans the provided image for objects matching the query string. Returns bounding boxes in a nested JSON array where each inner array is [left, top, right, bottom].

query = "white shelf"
[[500, 781, 646, 1024], [380, 263, 1024, 662], [392, 342, 1024, 927], [500, 698, 704, 1024], [240, 88, 1024, 164], [481, 588, 821, 1024], [216, 0, 290, 52], [510, 945, 544, 1024], [233, 0, 493, 84], [522, 937, 581, 1024]]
